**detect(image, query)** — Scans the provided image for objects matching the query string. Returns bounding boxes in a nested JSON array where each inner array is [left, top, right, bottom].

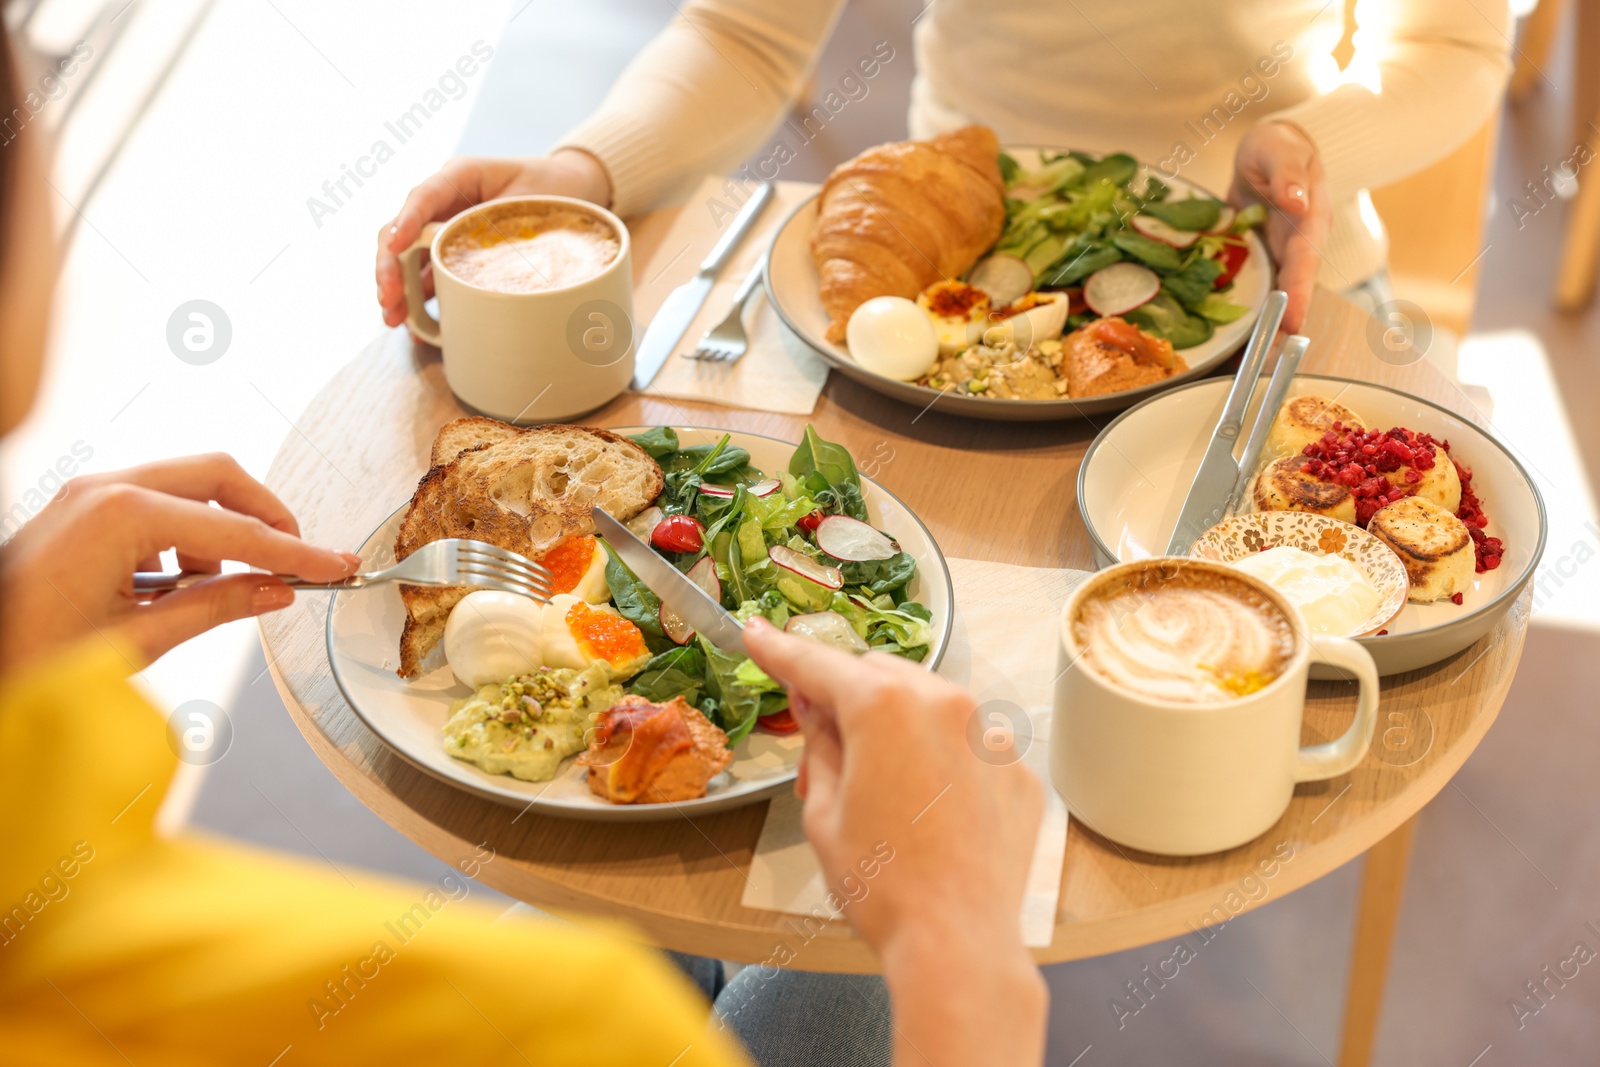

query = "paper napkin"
[[630, 177, 828, 415], [742, 558, 1091, 949]]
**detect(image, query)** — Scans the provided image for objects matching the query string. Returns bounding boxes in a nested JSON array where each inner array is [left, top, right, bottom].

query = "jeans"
[[669, 952, 893, 1067]]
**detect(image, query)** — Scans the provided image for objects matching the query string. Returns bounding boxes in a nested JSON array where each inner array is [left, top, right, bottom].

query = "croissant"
[[811, 125, 1006, 343]]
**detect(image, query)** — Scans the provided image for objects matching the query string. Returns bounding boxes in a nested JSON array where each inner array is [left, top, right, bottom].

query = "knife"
[[592, 506, 750, 659], [1226, 333, 1309, 517], [1164, 289, 1288, 555], [630, 181, 775, 391]]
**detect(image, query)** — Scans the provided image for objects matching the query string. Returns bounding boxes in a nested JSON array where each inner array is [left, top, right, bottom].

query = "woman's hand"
[[375, 149, 612, 330], [742, 618, 1049, 1066], [0, 454, 358, 673], [1230, 121, 1330, 334]]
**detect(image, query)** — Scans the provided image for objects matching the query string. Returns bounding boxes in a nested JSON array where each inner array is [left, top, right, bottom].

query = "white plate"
[[765, 146, 1272, 422], [1077, 375, 1547, 676], [325, 427, 954, 821]]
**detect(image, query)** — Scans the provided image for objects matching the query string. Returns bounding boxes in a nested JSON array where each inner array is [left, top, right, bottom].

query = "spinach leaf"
[[602, 542, 664, 637], [1110, 230, 1183, 272], [837, 551, 917, 597], [1163, 255, 1225, 312], [1040, 242, 1121, 287], [700, 638, 769, 744], [789, 424, 859, 489], [1141, 177, 1171, 203], [814, 480, 869, 523], [1078, 152, 1137, 188], [1125, 289, 1215, 349], [662, 439, 753, 476], [628, 646, 706, 704], [627, 426, 679, 458], [1141, 197, 1223, 232]]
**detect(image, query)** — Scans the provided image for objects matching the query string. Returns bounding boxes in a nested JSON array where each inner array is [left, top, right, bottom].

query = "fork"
[[131, 539, 554, 602], [682, 258, 765, 363]]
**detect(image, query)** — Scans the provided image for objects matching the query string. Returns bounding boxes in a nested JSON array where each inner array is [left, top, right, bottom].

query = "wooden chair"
[[1509, 0, 1600, 310]]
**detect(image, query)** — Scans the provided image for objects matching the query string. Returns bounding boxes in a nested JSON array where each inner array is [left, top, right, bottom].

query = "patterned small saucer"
[[1188, 513, 1409, 637]]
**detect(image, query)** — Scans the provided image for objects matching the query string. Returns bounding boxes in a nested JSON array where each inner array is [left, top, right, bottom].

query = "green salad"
[[988, 149, 1266, 349], [601, 425, 933, 744]]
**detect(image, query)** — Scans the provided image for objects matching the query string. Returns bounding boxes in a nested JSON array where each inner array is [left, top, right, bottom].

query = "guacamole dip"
[[442, 663, 622, 782]]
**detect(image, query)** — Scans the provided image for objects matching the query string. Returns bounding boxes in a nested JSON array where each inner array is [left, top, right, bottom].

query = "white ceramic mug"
[[1051, 558, 1380, 856], [400, 195, 634, 423]]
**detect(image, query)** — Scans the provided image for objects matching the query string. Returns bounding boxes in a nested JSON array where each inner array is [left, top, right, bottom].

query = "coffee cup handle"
[[399, 222, 443, 347], [1293, 635, 1380, 782]]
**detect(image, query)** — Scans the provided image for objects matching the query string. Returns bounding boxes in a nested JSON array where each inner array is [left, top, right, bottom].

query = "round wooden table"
[[261, 279, 1527, 1067]]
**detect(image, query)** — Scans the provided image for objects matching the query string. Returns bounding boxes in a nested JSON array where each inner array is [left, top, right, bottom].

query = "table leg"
[[1336, 815, 1418, 1067]]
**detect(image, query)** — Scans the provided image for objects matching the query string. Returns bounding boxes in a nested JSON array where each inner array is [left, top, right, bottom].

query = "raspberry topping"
[[1299, 424, 1502, 573]]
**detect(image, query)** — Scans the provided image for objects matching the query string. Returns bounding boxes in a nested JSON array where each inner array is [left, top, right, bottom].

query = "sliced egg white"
[[571, 539, 611, 603], [979, 292, 1069, 350], [443, 590, 544, 688]]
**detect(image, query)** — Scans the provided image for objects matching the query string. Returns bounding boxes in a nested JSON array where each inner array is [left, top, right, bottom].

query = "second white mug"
[[1050, 557, 1380, 856]]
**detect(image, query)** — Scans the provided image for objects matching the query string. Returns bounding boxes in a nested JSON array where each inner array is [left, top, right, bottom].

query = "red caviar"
[[540, 535, 598, 595], [565, 601, 648, 669]]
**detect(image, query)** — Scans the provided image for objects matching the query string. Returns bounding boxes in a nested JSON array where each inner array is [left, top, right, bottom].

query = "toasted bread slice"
[[1252, 456, 1357, 524], [1265, 395, 1365, 458], [1367, 496, 1473, 602], [429, 416, 523, 468], [394, 420, 664, 676]]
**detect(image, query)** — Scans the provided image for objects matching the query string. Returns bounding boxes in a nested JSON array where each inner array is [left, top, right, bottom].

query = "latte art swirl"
[[1073, 575, 1295, 704]]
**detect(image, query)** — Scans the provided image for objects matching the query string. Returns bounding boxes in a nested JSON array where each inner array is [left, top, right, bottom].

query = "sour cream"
[[1229, 546, 1383, 636]]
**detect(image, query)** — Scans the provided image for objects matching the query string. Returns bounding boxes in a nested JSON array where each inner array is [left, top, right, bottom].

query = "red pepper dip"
[[1298, 423, 1504, 574]]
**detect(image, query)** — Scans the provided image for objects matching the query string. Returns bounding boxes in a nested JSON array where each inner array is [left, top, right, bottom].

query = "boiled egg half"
[[443, 590, 545, 688], [538, 534, 611, 603], [539, 593, 651, 673], [916, 280, 990, 356], [846, 296, 939, 381]]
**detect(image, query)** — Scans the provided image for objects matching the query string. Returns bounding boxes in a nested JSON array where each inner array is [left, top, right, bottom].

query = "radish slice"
[[786, 611, 869, 653], [686, 555, 721, 601], [659, 556, 723, 644], [967, 254, 1033, 307], [814, 515, 898, 562], [699, 482, 736, 498], [625, 505, 663, 539], [768, 545, 843, 590], [1204, 205, 1237, 235], [1084, 262, 1161, 317], [748, 478, 782, 497], [1130, 214, 1199, 249], [659, 602, 694, 644]]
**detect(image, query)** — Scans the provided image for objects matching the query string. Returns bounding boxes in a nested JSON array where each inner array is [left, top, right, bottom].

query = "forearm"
[[881, 919, 1049, 1067], [1266, 0, 1511, 199], [555, 0, 846, 216]]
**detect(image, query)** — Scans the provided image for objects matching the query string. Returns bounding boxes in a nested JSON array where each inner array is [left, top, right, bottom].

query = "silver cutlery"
[[631, 181, 775, 390], [682, 258, 766, 364], [1164, 290, 1289, 554], [591, 507, 749, 659], [1226, 333, 1309, 515], [132, 538, 553, 601]]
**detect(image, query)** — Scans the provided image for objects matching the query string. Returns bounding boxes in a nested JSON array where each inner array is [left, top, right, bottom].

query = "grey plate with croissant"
[[765, 142, 1273, 422]]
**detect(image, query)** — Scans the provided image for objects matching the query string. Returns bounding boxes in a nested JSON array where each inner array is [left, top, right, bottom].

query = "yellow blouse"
[[0, 636, 749, 1066]]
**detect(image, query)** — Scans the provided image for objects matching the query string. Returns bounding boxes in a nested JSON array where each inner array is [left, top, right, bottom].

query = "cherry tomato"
[[758, 708, 799, 733], [651, 515, 705, 553], [1214, 241, 1249, 289], [796, 510, 825, 533]]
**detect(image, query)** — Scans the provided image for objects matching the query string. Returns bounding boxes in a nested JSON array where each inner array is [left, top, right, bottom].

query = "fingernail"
[[745, 616, 771, 632], [1285, 183, 1306, 203], [340, 552, 363, 574], [252, 582, 295, 613]]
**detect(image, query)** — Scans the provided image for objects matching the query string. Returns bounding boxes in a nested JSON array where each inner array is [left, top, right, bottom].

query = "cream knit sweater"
[[557, 0, 1511, 289]]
